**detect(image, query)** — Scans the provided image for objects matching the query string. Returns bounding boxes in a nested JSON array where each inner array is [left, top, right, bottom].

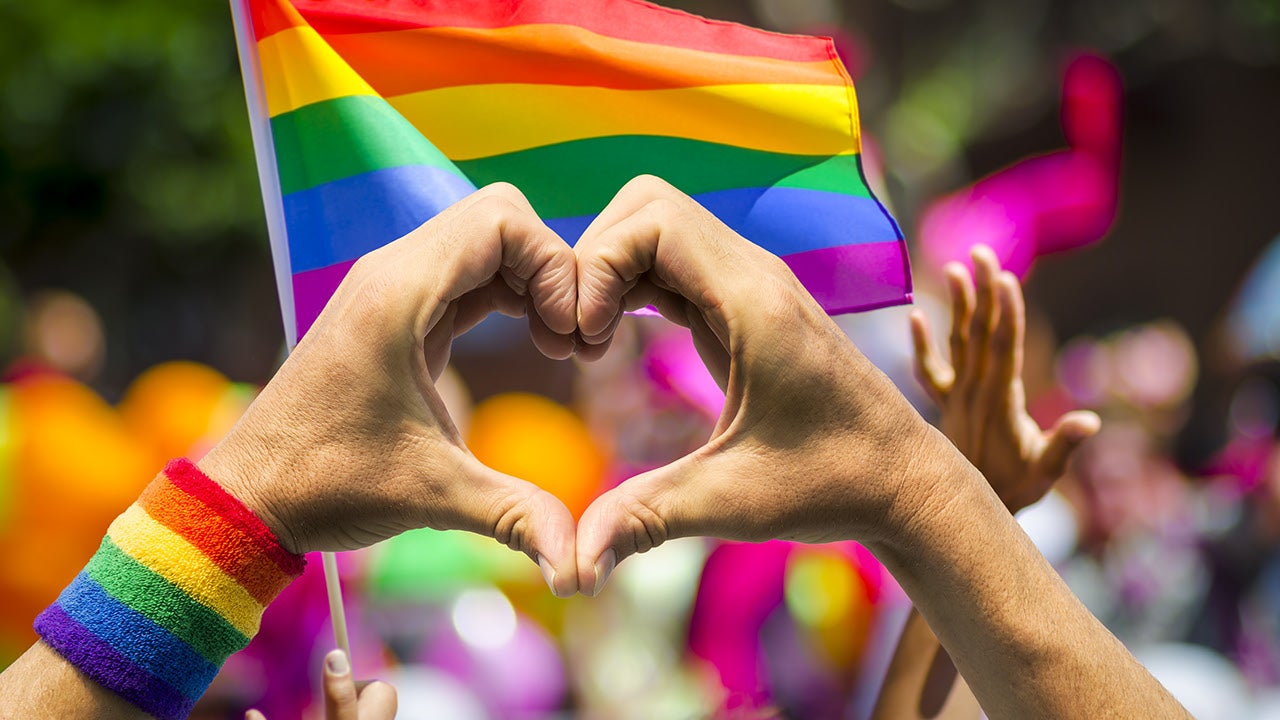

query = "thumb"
[[355, 680, 398, 719], [1037, 410, 1102, 481], [464, 458, 580, 598], [577, 452, 731, 596]]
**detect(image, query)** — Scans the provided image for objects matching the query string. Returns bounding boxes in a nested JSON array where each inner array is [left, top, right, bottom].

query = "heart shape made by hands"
[[407, 176, 926, 599]]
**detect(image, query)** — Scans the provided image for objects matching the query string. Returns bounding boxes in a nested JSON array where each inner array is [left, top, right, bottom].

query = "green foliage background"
[[0, 0, 282, 389]]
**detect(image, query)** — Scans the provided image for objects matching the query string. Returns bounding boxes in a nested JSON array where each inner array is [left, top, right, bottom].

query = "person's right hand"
[[571, 175, 973, 594], [199, 183, 581, 596], [909, 245, 1099, 512]]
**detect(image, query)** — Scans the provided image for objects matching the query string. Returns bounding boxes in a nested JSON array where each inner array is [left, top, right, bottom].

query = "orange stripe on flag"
[[325, 24, 844, 96]]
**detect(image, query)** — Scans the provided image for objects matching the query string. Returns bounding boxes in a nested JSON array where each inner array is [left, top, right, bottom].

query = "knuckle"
[[345, 252, 379, 284], [477, 181, 526, 204], [624, 173, 676, 196], [468, 193, 520, 221], [639, 196, 683, 223], [490, 501, 523, 550], [329, 258, 397, 326], [487, 488, 539, 555], [760, 250, 797, 280], [618, 491, 669, 554]]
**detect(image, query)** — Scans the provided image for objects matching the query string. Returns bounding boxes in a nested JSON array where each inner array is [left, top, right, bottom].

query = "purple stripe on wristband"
[[34, 603, 194, 720], [57, 571, 217, 700]]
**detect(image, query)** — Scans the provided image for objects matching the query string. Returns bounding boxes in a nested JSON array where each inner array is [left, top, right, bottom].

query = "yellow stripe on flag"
[[390, 83, 861, 160], [259, 26, 378, 117]]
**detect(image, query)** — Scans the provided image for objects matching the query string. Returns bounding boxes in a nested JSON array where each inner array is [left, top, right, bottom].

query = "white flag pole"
[[227, 0, 351, 664]]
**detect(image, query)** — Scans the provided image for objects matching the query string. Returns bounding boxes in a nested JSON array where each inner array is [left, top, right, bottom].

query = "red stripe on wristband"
[[162, 458, 306, 576]]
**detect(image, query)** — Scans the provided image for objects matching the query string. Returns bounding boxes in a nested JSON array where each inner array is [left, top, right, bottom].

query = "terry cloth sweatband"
[[34, 458, 306, 719]]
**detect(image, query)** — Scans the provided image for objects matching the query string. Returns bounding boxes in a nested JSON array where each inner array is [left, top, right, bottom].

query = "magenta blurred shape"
[[920, 53, 1123, 278], [225, 552, 387, 718], [688, 540, 889, 709], [689, 541, 793, 707], [645, 326, 725, 420], [424, 610, 566, 718]]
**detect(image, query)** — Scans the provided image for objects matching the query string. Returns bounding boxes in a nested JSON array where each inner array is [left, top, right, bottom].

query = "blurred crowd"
[[1, 0, 1278, 718], [1, 237, 1279, 719]]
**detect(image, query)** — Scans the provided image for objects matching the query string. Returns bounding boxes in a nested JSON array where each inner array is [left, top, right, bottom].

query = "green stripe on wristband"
[[84, 537, 250, 664]]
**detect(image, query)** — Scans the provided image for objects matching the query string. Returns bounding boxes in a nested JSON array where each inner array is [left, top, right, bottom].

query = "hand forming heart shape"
[[201, 177, 952, 598]]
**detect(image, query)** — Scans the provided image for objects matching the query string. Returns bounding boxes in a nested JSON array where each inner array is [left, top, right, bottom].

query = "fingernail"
[[325, 649, 349, 676], [537, 554, 561, 597], [592, 549, 616, 596]]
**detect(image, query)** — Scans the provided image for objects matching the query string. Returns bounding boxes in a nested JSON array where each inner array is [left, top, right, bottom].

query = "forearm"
[[871, 608, 980, 720], [869, 438, 1187, 720], [0, 460, 304, 718], [0, 641, 143, 718]]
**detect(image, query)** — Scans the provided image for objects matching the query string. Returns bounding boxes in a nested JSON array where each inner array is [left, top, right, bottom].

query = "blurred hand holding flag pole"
[[227, 0, 911, 667]]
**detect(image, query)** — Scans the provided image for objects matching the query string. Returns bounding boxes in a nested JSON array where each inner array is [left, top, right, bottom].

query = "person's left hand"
[[908, 245, 1099, 512], [200, 183, 581, 595]]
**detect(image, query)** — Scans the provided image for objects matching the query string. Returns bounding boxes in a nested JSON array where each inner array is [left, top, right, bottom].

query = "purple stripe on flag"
[[292, 259, 357, 339], [34, 603, 193, 720], [292, 239, 910, 343], [781, 240, 913, 314]]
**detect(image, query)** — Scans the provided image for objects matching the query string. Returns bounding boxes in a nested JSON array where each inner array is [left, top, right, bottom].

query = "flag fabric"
[[231, 0, 910, 344]]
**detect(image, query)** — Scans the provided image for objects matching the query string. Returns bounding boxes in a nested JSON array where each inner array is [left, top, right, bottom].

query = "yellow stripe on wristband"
[[106, 505, 265, 637]]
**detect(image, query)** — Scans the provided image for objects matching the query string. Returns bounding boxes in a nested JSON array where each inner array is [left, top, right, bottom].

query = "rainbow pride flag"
[[231, 0, 910, 344]]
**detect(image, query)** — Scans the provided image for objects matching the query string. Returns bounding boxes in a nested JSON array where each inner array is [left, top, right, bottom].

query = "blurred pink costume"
[[920, 54, 1123, 277]]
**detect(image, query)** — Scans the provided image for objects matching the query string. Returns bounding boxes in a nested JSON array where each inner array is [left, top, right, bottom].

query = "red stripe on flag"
[[251, 0, 306, 41], [276, 0, 836, 62]]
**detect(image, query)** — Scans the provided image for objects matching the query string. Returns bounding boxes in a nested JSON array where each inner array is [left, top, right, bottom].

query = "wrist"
[[198, 434, 302, 556], [866, 422, 999, 560]]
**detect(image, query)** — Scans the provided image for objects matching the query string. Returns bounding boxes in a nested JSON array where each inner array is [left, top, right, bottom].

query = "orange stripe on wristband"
[[162, 459, 305, 576]]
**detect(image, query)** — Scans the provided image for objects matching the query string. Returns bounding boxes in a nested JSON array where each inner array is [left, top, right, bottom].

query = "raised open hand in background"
[[874, 247, 1101, 720], [909, 245, 1100, 513]]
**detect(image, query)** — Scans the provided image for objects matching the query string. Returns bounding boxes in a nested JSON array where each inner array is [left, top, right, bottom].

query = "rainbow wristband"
[[34, 458, 306, 719]]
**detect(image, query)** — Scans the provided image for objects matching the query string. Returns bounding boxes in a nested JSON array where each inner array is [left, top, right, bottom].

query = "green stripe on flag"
[[270, 94, 872, 218], [270, 95, 463, 196], [459, 137, 871, 218]]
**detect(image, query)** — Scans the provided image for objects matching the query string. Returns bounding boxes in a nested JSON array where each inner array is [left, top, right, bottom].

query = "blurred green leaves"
[[0, 0, 263, 253]]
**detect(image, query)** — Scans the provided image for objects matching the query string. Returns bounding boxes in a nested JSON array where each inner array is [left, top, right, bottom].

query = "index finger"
[[574, 175, 778, 343], [372, 183, 579, 339]]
